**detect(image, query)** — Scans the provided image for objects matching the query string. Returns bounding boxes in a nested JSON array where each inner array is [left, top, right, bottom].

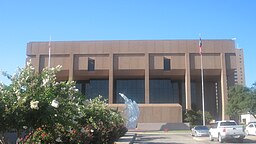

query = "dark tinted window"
[[88, 58, 95, 71], [76, 80, 109, 101], [114, 79, 145, 104], [149, 79, 179, 103], [164, 57, 170, 70], [220, 122, 237, 126], [210, 123, 218, 128]]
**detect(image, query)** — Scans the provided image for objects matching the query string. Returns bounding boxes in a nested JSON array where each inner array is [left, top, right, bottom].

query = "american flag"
[[199, 37, 202, 55]]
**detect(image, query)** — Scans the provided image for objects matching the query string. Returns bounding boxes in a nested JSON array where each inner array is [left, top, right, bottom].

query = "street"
[[133, 132, 256, 144]]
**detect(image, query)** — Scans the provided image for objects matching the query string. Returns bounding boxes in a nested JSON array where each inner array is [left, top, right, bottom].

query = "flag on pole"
[[199, 37, 202, 55]]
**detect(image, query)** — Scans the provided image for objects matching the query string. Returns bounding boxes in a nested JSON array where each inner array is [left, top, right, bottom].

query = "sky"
[[0, 0, 255, 87]]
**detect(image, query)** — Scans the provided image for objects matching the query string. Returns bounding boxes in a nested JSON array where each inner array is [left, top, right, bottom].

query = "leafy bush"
[[184, 109, 213, 126], [77, 97, 127, 143]]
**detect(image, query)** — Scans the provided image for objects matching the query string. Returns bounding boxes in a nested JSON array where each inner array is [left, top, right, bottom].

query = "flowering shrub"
[[0, 61, 127, 143], [19, 98, 127, 144], [77, 97, 127, 143], [1, 61, 81, 138]]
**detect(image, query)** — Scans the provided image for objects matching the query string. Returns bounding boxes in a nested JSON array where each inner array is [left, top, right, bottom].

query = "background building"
[[27, 40, 245, 123]]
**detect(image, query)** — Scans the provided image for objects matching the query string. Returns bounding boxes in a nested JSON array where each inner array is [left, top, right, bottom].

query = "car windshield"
[[195, 126, 209, 130], [248, 122, 256, 125]]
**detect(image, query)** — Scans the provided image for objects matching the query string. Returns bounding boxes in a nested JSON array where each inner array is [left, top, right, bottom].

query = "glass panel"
[[149, 79, 181, 103], [164, 57, 170, 70], [76, 80, 109, 101], [114, 79, 145, 104], [88, 58, 95, 71], [191, 82, 197, 107]]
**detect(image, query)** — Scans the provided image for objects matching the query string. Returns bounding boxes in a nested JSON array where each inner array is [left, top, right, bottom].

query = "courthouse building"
[[27, 40, 245, 123]]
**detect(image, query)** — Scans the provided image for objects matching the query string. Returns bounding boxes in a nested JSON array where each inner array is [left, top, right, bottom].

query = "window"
[[76, 80, 109, 101], [210, 123, 218, 128], [114, 79, 145, 104], [149, 79, 180, 103], [88, 58, 95, 71], [163, 57, 171, 71], [220, 122, 237, 126]]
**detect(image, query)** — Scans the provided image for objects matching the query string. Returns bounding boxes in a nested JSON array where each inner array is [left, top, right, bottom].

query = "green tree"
[[226, 85, 253, 121], [245, 82, 256, 119], [184, 109, 213, 126]]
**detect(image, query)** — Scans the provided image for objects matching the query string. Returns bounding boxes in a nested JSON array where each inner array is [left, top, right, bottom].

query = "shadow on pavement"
[[134, 134, 184, 144]]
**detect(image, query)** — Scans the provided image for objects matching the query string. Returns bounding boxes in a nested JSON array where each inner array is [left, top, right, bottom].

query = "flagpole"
[[201, 52, 205, 126], [48, 36, 51, 68], [199, 36, 206, 126]]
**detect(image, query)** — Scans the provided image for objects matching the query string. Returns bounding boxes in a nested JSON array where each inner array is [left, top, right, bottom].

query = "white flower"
[[54, 114, 57, 117], [56, 65, 62, 69], [55, 137, 62, 142], [81, 128, 86, 133], [22, 97, 27, 102], [90, 129, 94, 133], [51, 100, 59, 108], [15, 90, 19, 95], [30, 100, 39, 110], [42, 78, 49, 86], [17, 96, 21, 101], [26, 59, 31, 66], [23, 126, 28, 129]]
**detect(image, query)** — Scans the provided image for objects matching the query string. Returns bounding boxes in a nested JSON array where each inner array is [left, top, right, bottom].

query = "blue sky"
[[0, 0, 255, 87]]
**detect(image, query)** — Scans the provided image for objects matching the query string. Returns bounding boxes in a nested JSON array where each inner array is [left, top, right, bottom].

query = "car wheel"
[[218, 134, 223, 143], [209, 133, 214, 141]]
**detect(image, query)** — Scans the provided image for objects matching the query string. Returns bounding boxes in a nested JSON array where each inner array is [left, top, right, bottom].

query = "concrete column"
[[221, 53, 229, 120], [145, 53, 150, 104], [185, 53, 191, 110], [109, 53, 114, 104], [68, 53, 74, 81], [36, 54, 40, 72]]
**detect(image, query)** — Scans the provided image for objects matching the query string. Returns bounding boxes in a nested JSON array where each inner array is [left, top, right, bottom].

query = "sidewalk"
[[114, 129, 191, 144]]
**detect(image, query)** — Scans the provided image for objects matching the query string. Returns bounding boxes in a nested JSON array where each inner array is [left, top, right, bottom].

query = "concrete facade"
[[26, 40, 245, 123]]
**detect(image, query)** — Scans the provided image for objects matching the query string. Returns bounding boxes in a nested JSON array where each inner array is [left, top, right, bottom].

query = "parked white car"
[[191, 125, 209, 137], [209, 120, 245, 143], [245, 122, 256, 135]]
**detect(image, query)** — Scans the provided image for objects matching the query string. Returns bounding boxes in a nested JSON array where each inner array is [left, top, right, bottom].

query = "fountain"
[[119, 93, 140, 129]]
